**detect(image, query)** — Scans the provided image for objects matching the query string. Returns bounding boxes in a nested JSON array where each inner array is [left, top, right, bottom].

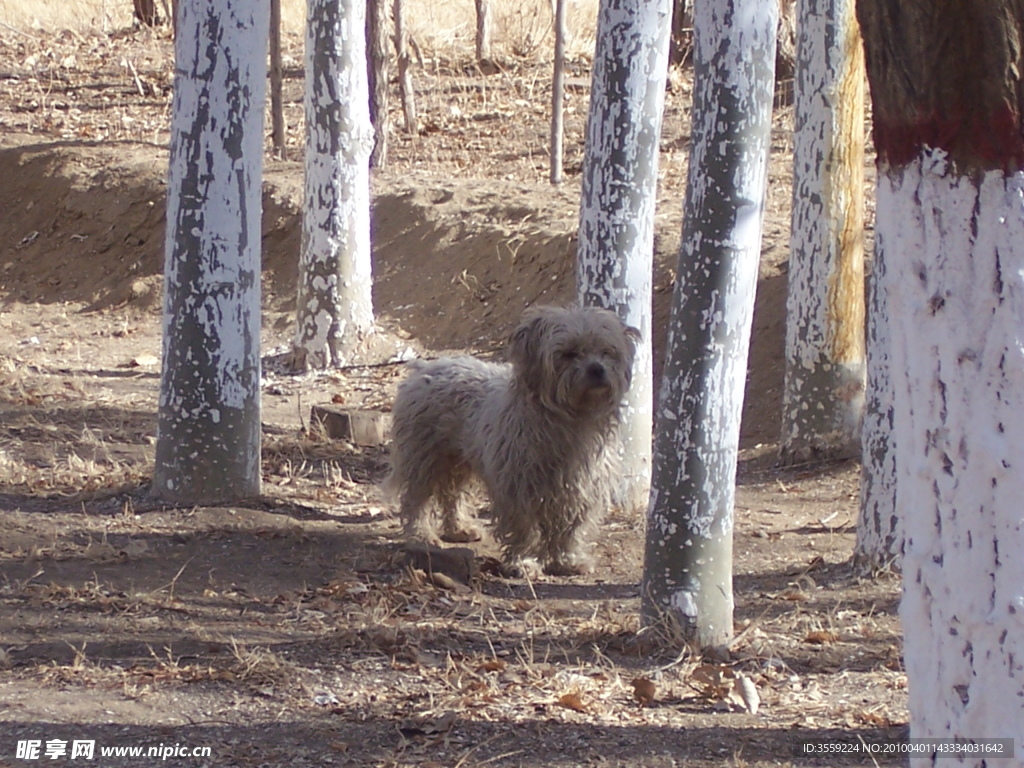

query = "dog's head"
[[509, 306, 639, 417]]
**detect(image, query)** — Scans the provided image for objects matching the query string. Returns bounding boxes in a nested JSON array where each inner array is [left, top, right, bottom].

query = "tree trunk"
[[577, 0, 671, 516], [779, 0, 865, 463], [270, 0, 286, 158], [153, 0, 268, 504], [668, 0, 693, 66], [775, 0, 797, 82], [393, 0, 417, 134], [549, 0, 568, 185], [855, 243, 899, 571], [133, 0, 159, 26], [475, 0, 493, 63], [294, 0, 376, 370], [859, 0, 1024, 757], [366, 0, 390, 169], [641, 0, 777, 648]]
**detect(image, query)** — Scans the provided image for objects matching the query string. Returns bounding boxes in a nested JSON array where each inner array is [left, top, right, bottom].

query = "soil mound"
[[0, 137, 784, 445]]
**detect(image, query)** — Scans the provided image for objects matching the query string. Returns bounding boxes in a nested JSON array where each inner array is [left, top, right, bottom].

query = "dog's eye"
[[560, 349, 579, 361]]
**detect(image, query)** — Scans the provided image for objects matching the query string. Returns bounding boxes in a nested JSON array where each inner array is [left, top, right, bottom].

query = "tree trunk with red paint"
[[859, 0, 1024, 758]]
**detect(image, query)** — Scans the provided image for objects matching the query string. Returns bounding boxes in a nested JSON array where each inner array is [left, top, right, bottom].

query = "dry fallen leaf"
[[557, 692, 587, 712], [855, 710, 895, 727], [693, 665, 761, 714], [631, 677, 656, 707], [691, 663, 736, 696], [398, 710, 458, 738], [804, 630, 839, 645], [729, 674, 760, 714], [477, 658, 506, 673], [426, 571, 462, 591]]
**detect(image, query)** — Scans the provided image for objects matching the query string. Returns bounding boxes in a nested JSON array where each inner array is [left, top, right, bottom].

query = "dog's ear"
[[509, 308, 551, 392], [619, 324, 641, 386], [624, 324, 641, 349]]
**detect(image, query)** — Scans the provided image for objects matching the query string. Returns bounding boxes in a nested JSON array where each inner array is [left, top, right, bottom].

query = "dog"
[[387, 305, 639, 576]]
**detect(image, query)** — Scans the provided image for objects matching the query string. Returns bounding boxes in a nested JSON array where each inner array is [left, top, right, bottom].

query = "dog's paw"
[[501, 557, 544, 580], [440, 526, 483, 544], [543, 558, 594, 577], [404, 527, 443, 548]]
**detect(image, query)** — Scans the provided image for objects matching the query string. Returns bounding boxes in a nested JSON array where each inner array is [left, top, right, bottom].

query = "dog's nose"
[[586, 361, 608, 385]]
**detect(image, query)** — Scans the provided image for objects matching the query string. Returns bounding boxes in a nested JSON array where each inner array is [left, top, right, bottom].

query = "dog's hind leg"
[[493, 501, 544, 575], [400, 484, 443, 546], [540, 515, 595, 576], [437, 464, 482, 543]]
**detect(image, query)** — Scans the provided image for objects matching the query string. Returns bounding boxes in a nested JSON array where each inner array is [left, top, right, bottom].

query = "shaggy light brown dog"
[[387, 305, 638, 576]]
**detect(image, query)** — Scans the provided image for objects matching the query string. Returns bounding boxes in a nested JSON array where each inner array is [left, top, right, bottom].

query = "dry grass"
[[0, 357, 153, 497], [0, 0, 132, 32], [0, 0, 599, 61]]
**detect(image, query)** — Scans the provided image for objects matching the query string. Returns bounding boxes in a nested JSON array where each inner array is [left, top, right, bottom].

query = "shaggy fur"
[[387, 306, 639, 576]]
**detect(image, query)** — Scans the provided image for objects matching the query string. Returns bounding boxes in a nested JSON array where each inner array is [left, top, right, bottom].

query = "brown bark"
[[550, 0, 567, 184], [269, 0, 285, 159], [393, 0, 417, 134], [133, 0, 159, 26], [775, 0, 797, 81], [857, 0, 1024, 172], [475, 0, 493, 63], [367, 0, 391, 168], [669, 0, 693, 66]]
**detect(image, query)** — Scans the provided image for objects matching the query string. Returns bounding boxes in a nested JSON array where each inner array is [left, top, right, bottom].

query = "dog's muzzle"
[[586, 361, 610, 388]]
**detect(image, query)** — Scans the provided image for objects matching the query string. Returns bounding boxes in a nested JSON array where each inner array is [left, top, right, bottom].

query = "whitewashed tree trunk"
[[577, 0, 670, 516], [855, 239, 899, 570], [641, 0, 777, 647], [881, 155, 1024, 764], [859, 1, 1024, 758], [153, 0, 268, 503], [780, 0, 865, 463], [294, 0, 375, 370]]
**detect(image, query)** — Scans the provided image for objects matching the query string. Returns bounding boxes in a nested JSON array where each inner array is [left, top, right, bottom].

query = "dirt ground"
[[0, 24, 903, 768]]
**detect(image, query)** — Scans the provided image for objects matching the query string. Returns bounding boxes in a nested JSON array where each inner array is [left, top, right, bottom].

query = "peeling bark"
[[153, 0, 267, 503], [641, 0, 777, 648], [577, 0, 672, 516], [780, 0, 865, 463], [294, 0, 376, 370]]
